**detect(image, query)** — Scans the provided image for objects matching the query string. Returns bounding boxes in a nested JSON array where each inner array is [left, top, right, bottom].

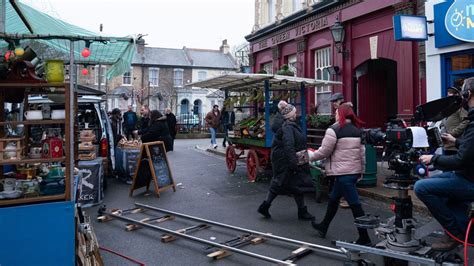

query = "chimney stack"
[[220, 39, 230, 54], [136, 38, 146, 54]]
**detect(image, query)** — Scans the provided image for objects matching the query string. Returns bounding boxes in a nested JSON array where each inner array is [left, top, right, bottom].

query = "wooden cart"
[[192, 74, 341, 182]]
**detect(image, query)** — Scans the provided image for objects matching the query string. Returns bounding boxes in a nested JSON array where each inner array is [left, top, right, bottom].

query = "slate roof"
[[132, 47, 190, 67], [132, 46, 237, 70], [186, 49, 237, 69]]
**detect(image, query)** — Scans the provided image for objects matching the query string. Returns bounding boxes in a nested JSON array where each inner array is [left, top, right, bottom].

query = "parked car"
[[176, 113, 201, 133]]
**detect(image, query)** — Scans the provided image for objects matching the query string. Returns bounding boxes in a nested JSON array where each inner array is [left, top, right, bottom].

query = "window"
[[314, 47, 332, 114], [174, 69, 184, 87], [262, 62, 273, 74], [94, 65, 106, 85], [122, 67, 133, 85], [288, 54, 297, 77], [268, 0, 275, 23], [198, 71, 207, 81], [149, 68, 159, 86], [292, 0, 300, 12]]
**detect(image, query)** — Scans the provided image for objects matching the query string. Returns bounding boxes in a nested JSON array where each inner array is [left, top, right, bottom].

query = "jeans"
[[329, 174, 360, 205], [209, 127, 216, 145], [414, 172, 474, 235]]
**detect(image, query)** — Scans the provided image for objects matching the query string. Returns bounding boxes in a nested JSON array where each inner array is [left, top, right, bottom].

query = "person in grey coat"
[[257, 101, 314, 220]]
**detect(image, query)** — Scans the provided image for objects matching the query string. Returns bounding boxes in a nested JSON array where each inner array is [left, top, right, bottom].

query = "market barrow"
[[190, 73, 341, 182]]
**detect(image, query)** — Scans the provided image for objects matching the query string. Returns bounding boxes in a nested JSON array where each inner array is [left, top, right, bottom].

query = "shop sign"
[[445, 0, 474, 42], [393, 15, 428, 41], [434, 0, 464, 48]]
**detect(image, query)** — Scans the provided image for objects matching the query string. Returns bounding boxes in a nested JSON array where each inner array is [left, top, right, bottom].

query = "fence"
[[176, 113, 206, 133]]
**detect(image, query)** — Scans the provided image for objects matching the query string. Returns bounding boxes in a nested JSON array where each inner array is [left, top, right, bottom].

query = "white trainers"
[[213, 144, 218, 149]]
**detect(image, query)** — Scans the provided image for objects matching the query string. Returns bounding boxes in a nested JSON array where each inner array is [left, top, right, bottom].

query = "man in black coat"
[[257, 100, 314, 221], [165, 108, 177, 151], [416, 77, 474, 251]]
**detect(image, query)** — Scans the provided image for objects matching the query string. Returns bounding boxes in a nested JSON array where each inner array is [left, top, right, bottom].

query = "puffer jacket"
[[270, 114, 312, 194], [309, 121, 365, 176]]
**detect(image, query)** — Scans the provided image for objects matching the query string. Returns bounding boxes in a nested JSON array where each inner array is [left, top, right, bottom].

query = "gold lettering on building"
[[271, 32, 290, 45], [295, 17, 328, 37]]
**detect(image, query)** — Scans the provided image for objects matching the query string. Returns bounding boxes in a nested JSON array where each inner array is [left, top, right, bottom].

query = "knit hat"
[[278, 100, 296, 119]]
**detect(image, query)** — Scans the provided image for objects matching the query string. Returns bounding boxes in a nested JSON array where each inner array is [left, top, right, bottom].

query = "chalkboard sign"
[[129, 141, 176, 197]]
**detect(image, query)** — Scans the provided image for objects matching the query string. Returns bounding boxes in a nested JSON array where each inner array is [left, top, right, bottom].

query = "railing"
[[176, 113, 205, 134]]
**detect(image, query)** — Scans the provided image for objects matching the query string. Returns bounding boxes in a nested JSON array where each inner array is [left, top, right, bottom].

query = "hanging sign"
[[393, 15, 428, 41], [445, 0, 474, 42]]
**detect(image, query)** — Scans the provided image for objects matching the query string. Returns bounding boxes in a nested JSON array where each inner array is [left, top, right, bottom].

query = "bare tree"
[[231, 42, 250, 70]]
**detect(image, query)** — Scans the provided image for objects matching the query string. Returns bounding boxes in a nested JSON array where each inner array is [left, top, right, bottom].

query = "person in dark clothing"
[[165, 108, 177, 151], [220, 106, 235, 148], [123, 105, 138, 140], [138, 104, 150, 135], [110, 108, 124, 147], [141, 110, 173, 152], [416, 77, 474, 251], [257, 100, 314, 221]]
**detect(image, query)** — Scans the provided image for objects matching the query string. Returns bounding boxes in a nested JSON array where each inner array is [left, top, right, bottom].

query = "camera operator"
[[441, 86, 468, 155], [416, 77, 474, 251]]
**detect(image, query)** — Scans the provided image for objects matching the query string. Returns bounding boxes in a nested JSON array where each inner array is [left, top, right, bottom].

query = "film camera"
[[355, 95, 463, 253]]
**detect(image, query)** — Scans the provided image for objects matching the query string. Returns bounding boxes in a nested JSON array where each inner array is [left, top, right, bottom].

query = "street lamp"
[[330, 18, 349, 58]]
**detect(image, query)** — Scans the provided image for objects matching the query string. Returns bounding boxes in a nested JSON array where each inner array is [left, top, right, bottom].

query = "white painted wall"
[[425, 0, 474, 101]]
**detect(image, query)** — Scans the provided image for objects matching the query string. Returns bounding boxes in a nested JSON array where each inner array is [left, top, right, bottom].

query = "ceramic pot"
[[51, 110, 65, 119], [45, 60, 64, 83], [24, 110, 43, 120]]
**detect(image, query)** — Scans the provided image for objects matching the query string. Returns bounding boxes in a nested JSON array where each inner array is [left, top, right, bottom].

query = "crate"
[[0, 137, 24, 160]]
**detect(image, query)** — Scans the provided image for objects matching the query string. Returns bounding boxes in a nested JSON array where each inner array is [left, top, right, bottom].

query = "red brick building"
[[246, 0, 426, 128]]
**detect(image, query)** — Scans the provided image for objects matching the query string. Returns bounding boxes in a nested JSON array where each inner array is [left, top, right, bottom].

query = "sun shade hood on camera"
[[414, 95, 463, 122]]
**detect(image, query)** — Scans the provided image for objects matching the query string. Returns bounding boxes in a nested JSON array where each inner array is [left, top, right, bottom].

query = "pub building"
[[246, 0, 426, 129], [425, 0, 474, 101]]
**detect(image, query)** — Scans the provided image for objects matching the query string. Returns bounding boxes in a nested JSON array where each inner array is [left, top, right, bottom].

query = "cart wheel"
[[246, 149, 259, 183], [225, 146, 237, 173]]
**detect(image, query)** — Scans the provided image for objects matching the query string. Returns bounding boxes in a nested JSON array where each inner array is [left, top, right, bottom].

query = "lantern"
[[14, 47, 24, 56], [81, 47, 91, 58], [82, 68, 89, 75]]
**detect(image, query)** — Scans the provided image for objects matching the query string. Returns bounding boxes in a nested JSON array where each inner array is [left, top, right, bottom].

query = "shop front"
[[246, 0, 424, 129], [426, 0, 474, 101]]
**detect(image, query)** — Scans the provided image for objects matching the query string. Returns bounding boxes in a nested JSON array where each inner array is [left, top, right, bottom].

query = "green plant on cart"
[[306, 114, 334, 128]]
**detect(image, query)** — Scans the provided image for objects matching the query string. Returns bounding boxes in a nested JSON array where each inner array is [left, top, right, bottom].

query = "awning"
[[0, 1, 135, 79], [189, 73, 342, 91]]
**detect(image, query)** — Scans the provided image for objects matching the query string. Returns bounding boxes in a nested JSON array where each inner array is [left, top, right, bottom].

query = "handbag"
[[296, 150, 309, 165]]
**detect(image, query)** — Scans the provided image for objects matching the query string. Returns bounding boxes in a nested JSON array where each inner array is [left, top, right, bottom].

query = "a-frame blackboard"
[[129, 141, 176, 197]]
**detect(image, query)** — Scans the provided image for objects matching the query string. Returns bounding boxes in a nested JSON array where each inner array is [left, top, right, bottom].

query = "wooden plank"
[[0, 119, 65, 126], [250, 237, 265, 245], [0, 156, 66, 166], [0, 193, 65, 207], [0, 82, 67, 88], [207, 250, 232, 260]]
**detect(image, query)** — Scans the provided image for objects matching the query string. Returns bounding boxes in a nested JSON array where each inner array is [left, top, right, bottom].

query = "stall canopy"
[[0, 0, 135, 78], [189, 73, 342, 91]]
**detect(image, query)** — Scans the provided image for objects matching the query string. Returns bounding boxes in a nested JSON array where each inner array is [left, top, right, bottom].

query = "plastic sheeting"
[[0, 1, 135, 78]]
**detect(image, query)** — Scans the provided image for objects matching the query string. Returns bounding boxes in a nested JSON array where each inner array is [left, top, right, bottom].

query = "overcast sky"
[[21, 0, 254, 50]]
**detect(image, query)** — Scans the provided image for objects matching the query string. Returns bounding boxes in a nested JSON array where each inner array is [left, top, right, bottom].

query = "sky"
[[21, 0, 254, 50]]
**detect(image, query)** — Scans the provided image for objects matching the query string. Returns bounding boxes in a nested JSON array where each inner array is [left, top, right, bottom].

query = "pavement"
[[202, 138, 430, 214]]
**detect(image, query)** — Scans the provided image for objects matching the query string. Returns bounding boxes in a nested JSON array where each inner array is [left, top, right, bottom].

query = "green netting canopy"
[[0, 0, 136, 79]]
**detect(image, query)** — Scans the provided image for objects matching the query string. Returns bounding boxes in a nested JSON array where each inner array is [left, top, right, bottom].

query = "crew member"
[[416, 77, 474, 251]]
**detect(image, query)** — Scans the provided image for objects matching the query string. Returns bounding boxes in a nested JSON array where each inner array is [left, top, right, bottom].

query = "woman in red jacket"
[[308, 103, 371, 245]]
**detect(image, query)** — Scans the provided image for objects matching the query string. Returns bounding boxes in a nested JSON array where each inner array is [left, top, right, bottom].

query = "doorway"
[[180, 99, 189, 114], [355, 59, 397, 129]]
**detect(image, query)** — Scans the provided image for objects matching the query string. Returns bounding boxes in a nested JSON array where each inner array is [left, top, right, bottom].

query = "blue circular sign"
[[445, 0, 474, 42]]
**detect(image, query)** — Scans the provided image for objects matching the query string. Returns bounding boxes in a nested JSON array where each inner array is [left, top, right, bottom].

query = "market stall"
[[191, 74, 341, 182], [0, 1, 135, 265]]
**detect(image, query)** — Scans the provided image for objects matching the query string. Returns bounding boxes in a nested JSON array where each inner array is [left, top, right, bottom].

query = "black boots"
[[257, 201, 271, 218], [311, 200, 339, 238], [350, 204, 372, 246], [298, 206, 315, 220]]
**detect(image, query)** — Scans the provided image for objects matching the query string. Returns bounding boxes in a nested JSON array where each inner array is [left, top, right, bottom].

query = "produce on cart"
[[190, 74, 341, 182]]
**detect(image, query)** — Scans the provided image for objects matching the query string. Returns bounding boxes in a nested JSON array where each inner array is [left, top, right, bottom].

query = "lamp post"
[[330, 18, 349, 58]]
